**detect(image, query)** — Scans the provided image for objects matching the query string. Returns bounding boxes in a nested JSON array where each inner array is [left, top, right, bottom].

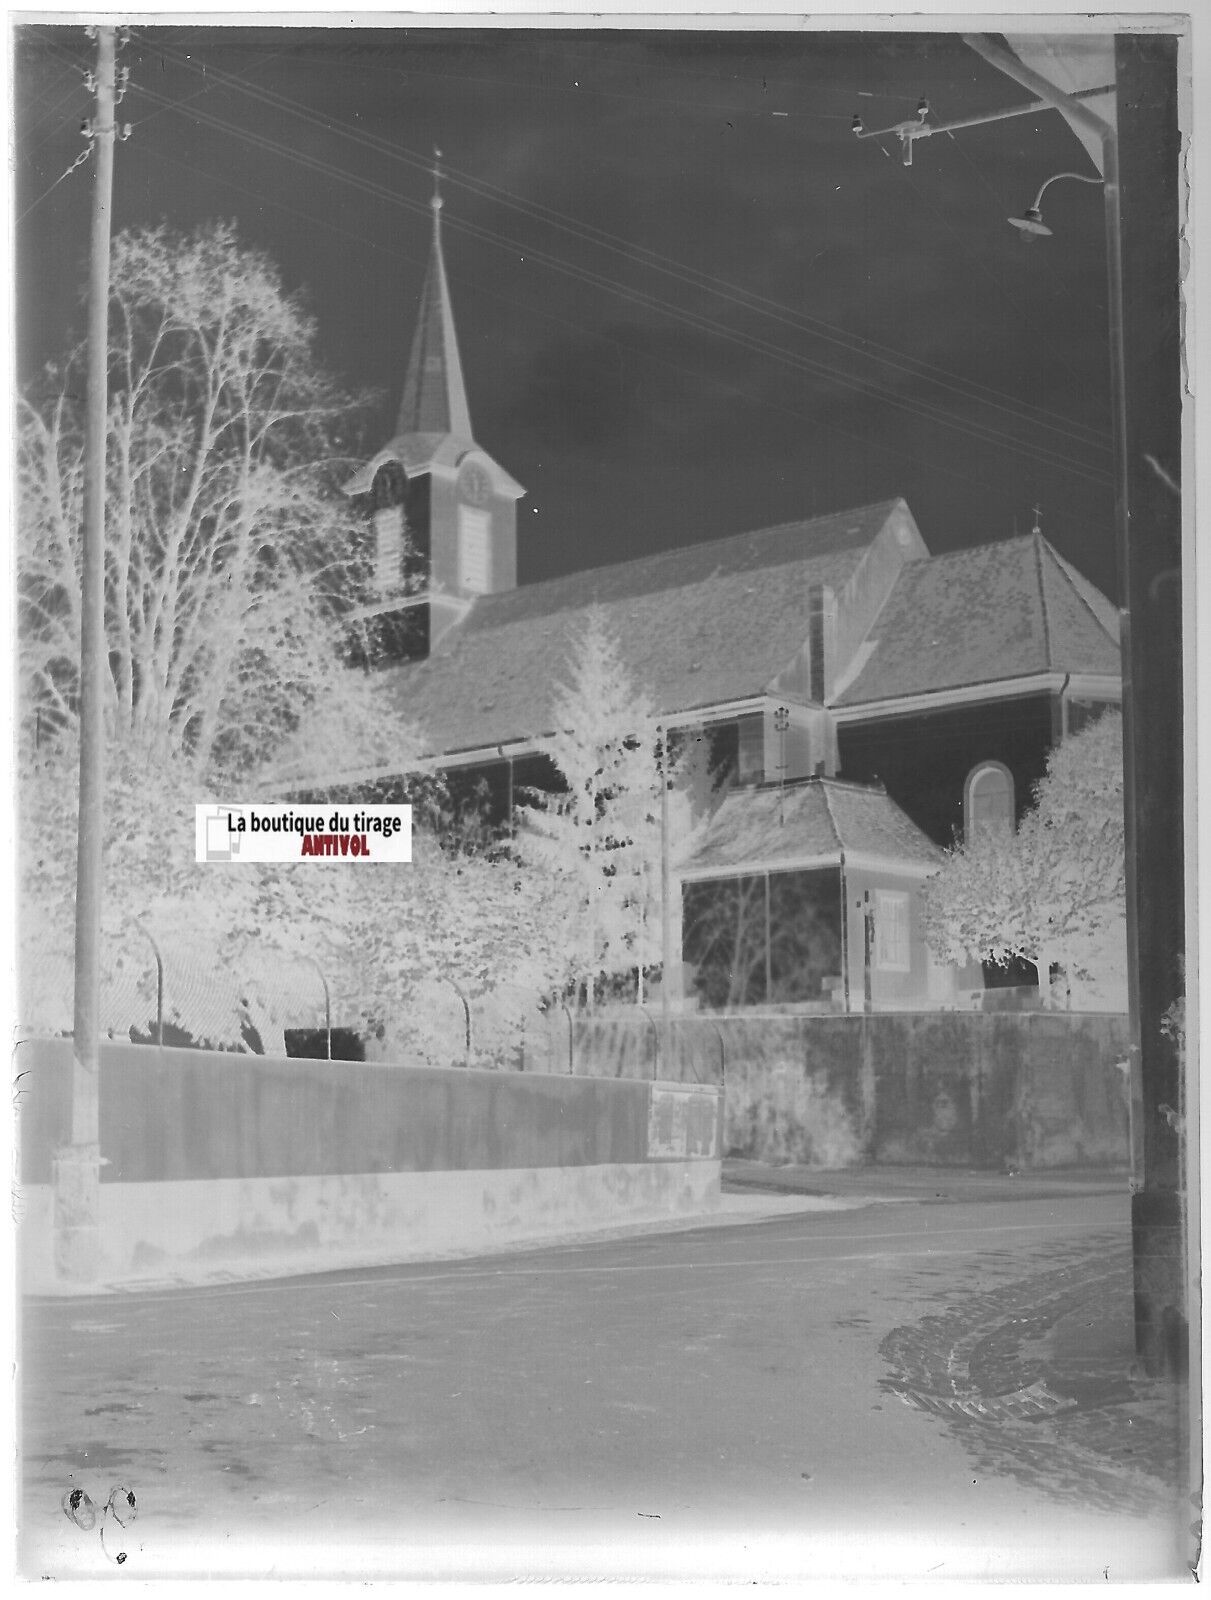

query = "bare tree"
[[18, 220, 387, 783]]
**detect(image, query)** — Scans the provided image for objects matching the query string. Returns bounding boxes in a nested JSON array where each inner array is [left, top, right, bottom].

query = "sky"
[[14, 22, 1124, 598]]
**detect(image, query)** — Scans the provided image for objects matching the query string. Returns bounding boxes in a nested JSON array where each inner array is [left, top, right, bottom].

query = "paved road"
[[21, 1192, 1190, 1581]]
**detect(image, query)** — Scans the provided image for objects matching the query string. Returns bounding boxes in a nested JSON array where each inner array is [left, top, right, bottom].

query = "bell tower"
[[343, 154, 525, 666]]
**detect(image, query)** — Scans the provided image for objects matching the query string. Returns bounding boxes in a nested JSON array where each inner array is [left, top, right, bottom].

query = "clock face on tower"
[[460, 463, 492, 507]]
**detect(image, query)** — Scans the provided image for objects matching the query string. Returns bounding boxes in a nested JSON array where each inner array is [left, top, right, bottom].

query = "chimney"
[[808, 583, 835, 702]]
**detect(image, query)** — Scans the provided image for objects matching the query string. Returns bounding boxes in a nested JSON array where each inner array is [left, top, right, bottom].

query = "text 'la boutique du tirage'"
[[194, 804, 413, 863]]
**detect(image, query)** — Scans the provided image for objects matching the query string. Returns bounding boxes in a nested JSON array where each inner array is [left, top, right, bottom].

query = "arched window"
[[371, 461, 407, 510], [965, 762, 1014, 840]]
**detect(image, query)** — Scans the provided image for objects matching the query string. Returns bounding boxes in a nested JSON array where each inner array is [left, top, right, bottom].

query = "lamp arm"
[[1031, 170, 1104, 211]]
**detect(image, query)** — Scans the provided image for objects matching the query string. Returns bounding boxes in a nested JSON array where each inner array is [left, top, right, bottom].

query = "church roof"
[[834, 531, 1121, 707], [679, 778, 942, 879], [377, 499, 909, 757]]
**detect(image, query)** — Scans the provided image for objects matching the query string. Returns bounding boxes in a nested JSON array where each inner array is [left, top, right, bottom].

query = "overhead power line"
[[128, 140, 1040, 500], [128, 74, 1112, 490], [128, 30, 1111, 460]]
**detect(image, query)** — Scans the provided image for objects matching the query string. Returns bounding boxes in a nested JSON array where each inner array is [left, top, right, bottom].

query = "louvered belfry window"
[[371, 462, 409, 595], [374, 506, 405, 593]]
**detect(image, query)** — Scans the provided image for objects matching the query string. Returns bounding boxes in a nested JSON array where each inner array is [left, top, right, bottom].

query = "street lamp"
[[859, 33, 1185, 1382], [852, 85, 1113, 168], [1008, 170, 1104, 239]]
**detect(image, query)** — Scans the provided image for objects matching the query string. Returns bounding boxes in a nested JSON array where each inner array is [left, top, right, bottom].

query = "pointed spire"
[[395, 147, 474, 441]]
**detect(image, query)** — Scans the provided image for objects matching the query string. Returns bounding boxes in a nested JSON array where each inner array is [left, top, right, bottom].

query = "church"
[[315, 182, 1123, 1013]]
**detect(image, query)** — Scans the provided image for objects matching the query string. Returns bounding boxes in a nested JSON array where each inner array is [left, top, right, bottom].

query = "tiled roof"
[[680, 778, 942, 877], [379, 499, 908, 757], [834, 532, 1120, 707]]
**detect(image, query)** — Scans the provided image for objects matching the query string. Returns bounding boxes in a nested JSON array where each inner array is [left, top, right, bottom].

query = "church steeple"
[[343, 153, 526, 667], [395, 152, 473, 442]]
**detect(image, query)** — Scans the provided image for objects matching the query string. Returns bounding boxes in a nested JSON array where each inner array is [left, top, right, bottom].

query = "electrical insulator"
[[851, 114, 864, 135], [81, 68, 97, 92], [916, 96, 930, 120], [117, 123, 133, 141], [80, 117, 94, 138]]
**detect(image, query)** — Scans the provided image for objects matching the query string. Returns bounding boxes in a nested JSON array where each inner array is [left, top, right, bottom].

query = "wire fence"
[[18, 929, 334, 1057], [17, 925, 730, 1082], [17, 930, 562, 1072], [13, 927, 1131, 1106]]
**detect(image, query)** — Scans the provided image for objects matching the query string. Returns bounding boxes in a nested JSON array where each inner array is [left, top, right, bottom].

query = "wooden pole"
[[57, 24, 116, 1282], [658, 725, 672, 1076]]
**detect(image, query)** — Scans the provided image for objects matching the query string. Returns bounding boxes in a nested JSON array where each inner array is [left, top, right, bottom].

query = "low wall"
[[552, 1010, 1131, 1171], [866, 1012, 1130, 1170], [17, 1038, 721, 1291]]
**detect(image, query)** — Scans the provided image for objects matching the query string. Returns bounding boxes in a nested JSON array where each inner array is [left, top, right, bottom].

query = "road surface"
[[20, 1191, 1191, 1581]]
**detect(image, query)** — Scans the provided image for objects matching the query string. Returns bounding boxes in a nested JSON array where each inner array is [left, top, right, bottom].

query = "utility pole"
[[56, 24, 117, 1282], [658, 724, 673, 1078], [1112, 34, 1187, 1384], [962, 33, 1188, 1381]]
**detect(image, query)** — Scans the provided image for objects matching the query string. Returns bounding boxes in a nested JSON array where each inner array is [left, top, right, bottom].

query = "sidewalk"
[[724, 1157, 1131, 1205], [30, 1184, 868, 1298]]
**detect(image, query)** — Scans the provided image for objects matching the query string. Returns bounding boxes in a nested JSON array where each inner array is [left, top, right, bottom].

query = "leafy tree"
[[921, 712, 1126, 1004], [18, 740, 269, 1044], [353, 832, 576, 1067], [18, 735, 570, 1064]]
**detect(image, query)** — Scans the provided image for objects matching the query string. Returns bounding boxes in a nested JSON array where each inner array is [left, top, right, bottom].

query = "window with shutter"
[[458, 506, 491, 593], [737, 714, 764, 784], [874, 889, 910, 971]]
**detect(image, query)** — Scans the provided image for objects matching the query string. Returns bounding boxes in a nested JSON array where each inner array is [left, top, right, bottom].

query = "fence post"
[[636, 1004, 661, 1080], [440, 975, 472, 1066], [298, 955, 332, 1060], [560, 1003, 575, 1074], [133, 922, 165, 1047]]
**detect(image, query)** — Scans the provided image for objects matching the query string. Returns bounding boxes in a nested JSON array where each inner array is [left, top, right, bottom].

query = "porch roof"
[[679, 777, 943, 879]]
